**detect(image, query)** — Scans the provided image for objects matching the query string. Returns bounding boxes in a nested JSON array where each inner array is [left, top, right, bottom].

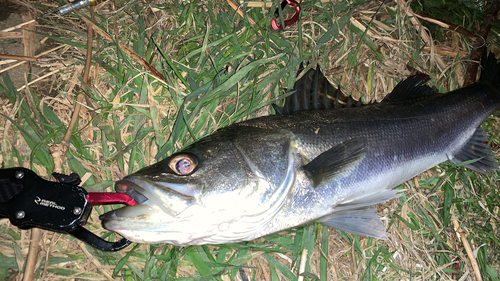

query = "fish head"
[[101, 126, 297, 245]]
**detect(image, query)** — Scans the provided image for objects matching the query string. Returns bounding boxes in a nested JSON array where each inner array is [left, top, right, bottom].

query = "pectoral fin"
[[303, 137, 367, 188]]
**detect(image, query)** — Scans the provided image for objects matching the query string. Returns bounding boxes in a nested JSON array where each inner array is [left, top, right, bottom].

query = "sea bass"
[[101, 55, 500, 246]]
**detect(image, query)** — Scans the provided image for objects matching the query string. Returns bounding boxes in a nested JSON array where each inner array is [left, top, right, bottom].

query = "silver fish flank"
[[101, 55, 500, 246]]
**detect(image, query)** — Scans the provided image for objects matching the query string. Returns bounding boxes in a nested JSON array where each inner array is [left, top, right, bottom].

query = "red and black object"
[[0, 167, 137, 251], [271, 0, 301, 30]]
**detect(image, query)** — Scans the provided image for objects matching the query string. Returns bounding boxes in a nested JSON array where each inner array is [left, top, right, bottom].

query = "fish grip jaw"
[[0, 167, 132, 251], [70, 225, 132, 251]]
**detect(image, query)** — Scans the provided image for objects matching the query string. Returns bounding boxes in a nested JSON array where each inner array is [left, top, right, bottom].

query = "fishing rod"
[[43, 0, 108, 17]]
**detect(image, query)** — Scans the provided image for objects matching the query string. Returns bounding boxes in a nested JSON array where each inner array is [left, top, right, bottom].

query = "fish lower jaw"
[[113, 228, 255, 246], [101, 206, 267, 245], [103, 221, 218, 245]]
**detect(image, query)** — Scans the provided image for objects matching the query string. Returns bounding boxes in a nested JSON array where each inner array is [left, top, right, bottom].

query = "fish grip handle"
[[0, 167, 132, 251]]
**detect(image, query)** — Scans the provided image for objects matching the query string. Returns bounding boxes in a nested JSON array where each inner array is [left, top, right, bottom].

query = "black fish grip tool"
[[0, 167, 136, 251]]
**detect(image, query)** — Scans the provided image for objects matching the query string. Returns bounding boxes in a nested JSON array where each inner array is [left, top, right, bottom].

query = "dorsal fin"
[[273, 64, 364, 115], [382, 74, 438, 102]]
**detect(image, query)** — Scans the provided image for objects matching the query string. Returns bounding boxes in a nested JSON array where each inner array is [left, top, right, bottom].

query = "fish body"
[[102, 58, 500, 246]]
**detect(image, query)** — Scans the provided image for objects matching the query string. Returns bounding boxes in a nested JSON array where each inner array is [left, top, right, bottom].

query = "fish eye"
[[169, 154, 198, 175]]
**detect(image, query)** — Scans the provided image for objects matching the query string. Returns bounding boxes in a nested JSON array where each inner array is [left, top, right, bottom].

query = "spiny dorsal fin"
[[452, 127, 499, 173], [303, 137, 367, 188], [382, 74, 438, 102], [273, 64, 363, 115]]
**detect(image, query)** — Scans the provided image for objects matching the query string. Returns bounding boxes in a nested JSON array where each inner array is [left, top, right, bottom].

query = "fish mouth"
[[101, 176, 196, 222], [100, 176, 198, 239], [115, 179, 149, 204], [99, 178, 156, 224], [100, 178, 162, 234]]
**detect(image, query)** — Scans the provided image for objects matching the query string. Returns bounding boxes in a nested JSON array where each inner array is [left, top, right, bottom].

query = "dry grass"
[[0, 0, 499, 280]]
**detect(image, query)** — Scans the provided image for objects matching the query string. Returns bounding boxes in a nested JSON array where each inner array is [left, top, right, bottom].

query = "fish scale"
[[101, 54, 500, 245]]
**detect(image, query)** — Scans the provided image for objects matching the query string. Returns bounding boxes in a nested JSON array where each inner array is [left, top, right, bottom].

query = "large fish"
[[101, 55, 500, 246]]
